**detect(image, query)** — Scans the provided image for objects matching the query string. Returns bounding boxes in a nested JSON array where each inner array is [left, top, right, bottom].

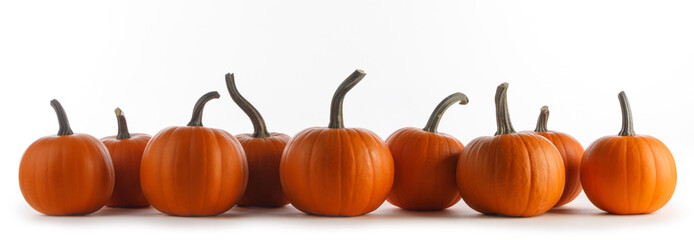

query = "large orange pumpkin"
[[529, 106, 584, 207], [140, 91, 248, 216], [100, 108, 152, 208], [225, 73, 291, 208], [581, 91, 676, 214], [386, 92, 468, 211], [280, 69, 394, 217], [456, 83, 565, 217], [19, 100, 115, 215]]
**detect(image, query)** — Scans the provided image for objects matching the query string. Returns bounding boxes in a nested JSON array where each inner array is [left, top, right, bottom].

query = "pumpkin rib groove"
[[519, 136, 534, 216], [354, 130, 376, 215], [643, 137, 659, 212], [622, 136, 630, 213], [336, 129, 343, 215], [306, 128, 327, 214]]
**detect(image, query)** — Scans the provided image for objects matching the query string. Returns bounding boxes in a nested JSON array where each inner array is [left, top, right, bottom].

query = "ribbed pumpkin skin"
[[101, 133, 152, 207], [581, 135, 676, 214], [533, 131, 584, 207], [386, 127, 463, 211], [19, 134, 115, 215], [140, 126, 248, 216], [236, 132, 291, 207], [280, 127, 394, 216], [457, 132, 565, 217]]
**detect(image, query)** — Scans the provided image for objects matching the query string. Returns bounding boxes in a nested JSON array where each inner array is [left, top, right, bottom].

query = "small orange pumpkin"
[[100, 108, 152, 208], [140, 91, 248, 216], [19, 100, 115, 215], [528, 106, 584, 207], [280, 70, 394, 217], [386, 92, 468, 211], [456, 83, 564, 217], [581, 92, 676, 214], [225, 73, 291, 208]]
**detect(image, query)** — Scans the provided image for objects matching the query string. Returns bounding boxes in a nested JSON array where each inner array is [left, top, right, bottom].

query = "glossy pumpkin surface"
[[581, 92, 676, 214], [456, 83, 564, 217], [140, 92, 248, 216], [386, 92, 468, 211], [280, 70, 394, 216], [19, 100, 115, 215]]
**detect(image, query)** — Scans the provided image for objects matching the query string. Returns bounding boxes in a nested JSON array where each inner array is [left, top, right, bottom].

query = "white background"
[[1, 0, 692, 239]]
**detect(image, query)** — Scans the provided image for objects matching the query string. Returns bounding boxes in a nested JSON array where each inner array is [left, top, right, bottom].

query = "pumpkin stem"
[[423, 92, 469, 133], [494, 82, 516, 136], [534, 105, 550, 132], [187, 91, 220, 127], [328, 69, 366, 129], [618, 91, 636, 136], [115, 108, 131, 140], [50, 99, 74, 136], [225, 73, 271, 138]]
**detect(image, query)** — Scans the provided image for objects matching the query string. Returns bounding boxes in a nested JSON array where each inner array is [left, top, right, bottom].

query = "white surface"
[[1, 0, 692, 239]]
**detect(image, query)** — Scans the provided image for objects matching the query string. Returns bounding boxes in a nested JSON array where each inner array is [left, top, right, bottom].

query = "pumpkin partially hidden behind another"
[[19, 100, 115, 215], [101, 108, 151, 208]]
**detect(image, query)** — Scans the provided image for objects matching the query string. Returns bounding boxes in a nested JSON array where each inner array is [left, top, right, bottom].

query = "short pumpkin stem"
[[494, 82, 516, 136], [423, 92, 469, 133], [225, 73, 271, 138], [50, 99, 74, 136], [115, 108, 131, 140], [328, 69, 366, 129], [187, 91, 220, 127], [534, 105, 550, 132], [618, 91, 635, 136]]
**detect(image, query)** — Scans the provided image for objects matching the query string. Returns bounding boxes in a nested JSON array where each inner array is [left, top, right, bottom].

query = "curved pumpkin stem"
[[225, 73, 271, 138], [423, 92, 469, 133], [50, 99, 73, 136], [115, 108, 131, 140], [328, 69, 367, 129], [494, 82, 516, 136], [187, 91, 220, 127], [618, 91, 635, 136], [534, 105, 550, 132]]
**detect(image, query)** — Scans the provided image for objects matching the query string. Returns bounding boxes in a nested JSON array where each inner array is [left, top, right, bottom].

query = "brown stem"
[[534, 106, 549, 132], [328, 69, 366, 129], [114, 108, 131, 140], [494, 83, 516, 135], [50, 99, 73, 136], [423, 92, 469, 133], [618, 91, 635, 136], [187, 91, 220, 127], [225, 73, 270, 138]]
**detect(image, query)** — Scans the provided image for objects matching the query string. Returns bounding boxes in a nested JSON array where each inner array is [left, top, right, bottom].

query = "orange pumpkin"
[[581, 92, 676, 214], [280, 69, 394, 217], [386, 92, 468, 211], [140, 91, 248, 216], [456, 83, 564, 217], [19, 100, 115, 215], [100, 108, 152, 208], [225, 73, 291, 208], [529, 106, 584, 207]]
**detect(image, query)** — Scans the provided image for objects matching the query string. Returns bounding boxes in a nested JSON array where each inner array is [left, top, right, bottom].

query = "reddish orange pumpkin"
[[100, 108, 152, 208], [140, 92, 248, 216], [280, 70, 394, 217], [386, 92, 468, 211], [225, 73, 291, 208], [457, 83, 565, 217], [581, 91, 676, 214], [528, 106, 584, 207], [19, 100, 115, 215]]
